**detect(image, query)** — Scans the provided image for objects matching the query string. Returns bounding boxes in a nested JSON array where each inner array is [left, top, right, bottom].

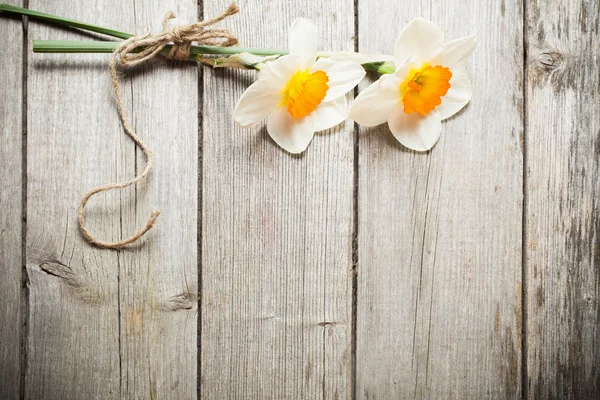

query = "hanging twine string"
[[78, 3, 240, 250]]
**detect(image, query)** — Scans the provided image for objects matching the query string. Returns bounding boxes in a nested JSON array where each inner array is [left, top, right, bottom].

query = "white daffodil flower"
[[233, 18, 366, 153], [349, 18, 476, 151]]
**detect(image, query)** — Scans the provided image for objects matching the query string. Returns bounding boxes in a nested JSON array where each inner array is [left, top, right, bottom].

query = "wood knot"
[[38, 261, 100, 304], [40, 261, 84, 287], [537, 52, 562, 70], [162, 292, 197, 311], [317, 321, 341, 328]]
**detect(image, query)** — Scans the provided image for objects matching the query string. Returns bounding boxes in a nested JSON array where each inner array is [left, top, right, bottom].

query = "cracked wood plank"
[[525, 0, 600, 397], [25, 0, 197, 398], [356, 0, 524, 398], [0, 1, 23, 398], [200, 0, 355, 398]]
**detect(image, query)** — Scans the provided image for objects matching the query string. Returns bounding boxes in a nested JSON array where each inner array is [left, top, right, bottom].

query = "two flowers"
[[233, 17, 476, 153]]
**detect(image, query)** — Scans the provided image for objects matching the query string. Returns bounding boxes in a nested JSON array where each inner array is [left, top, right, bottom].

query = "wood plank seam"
[[197, 3, 204, 400], [20, 3, 30, 400], [351, 0, 360, 399], [521, 0, 529, 398]]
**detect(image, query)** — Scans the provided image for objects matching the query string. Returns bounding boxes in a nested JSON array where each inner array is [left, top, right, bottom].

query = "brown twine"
[[78, 3, 240, 250]]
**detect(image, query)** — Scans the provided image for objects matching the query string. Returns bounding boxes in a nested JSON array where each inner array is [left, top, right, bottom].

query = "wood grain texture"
[[118, 1, 198, 398], [200, 1, 354, 398], [26, 2, 122, 397], [356, 0, 524, 398], [0, 1, 23, 398], [525, 0, 600, 397], [7, 0, 600, 397], [26, 1, 197, 398]]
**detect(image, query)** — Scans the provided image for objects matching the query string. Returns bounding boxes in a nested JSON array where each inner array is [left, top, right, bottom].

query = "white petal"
[[388, 107, 442, 151], [310, 57, 366, 102], [267, 106, 316, 153], [429, 35, 476, 69], [233, 80, 281, 127], [394, 18, 444, 66], [349, 63, 411, 127], [314, 96, 347, 132], [259, 54, 304, 89], [289, 18, 318, 65], [438, 66, 472, 120]]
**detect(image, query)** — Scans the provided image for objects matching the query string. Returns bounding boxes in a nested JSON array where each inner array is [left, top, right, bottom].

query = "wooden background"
[[0, 0, 598, 398]]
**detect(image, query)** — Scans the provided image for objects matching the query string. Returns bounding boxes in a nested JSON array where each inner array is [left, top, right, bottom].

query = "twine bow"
[[78, 3, 240, 250], [114, 3, 239, 66]]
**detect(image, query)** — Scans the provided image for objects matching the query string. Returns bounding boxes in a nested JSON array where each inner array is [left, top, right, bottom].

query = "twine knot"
[[115, 3, 239, 66], [78, 3, 239, 250]]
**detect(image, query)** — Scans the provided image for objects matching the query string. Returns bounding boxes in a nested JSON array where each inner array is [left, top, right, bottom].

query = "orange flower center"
[[282, 69, 329, 119], [401, 64, 452, 116]]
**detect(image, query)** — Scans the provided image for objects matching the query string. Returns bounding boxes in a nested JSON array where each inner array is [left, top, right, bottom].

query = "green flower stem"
[[1, 4, 288, 57], [33, 40, 396, 73], [361, 61, 396, 74], [0, 3, 132, 39], [32, 40, 288, 57]]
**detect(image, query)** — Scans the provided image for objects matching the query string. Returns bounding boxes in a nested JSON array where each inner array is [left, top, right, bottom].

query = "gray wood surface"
[[356, 0, 524, 398], [200, 0, 354, 398], [117, 1, 198, 398], [525, 0, 600, 397], [26, 3, 121, 397], [0, 0, 599, 398], [0, 1, 23, 399], [25, 0, 197, 398]]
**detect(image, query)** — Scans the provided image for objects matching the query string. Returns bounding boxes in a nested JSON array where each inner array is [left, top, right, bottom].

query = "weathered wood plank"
[[0, 1, 23, 398], [26, 1, 197, 398], [525, 1, 600, 397], [118, 1, 198, 398], [201, 0, 354, 398], [356, 0, 524, 398], [26, 2, 122, 397]]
